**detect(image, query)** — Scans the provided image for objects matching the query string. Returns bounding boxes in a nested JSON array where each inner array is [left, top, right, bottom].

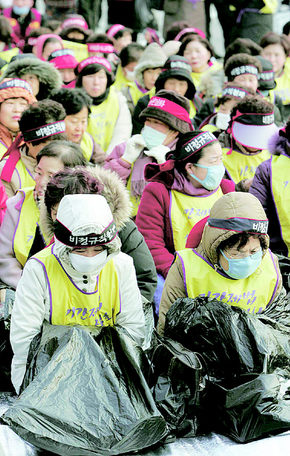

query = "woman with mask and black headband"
[[219, 95, 278, 191], [157, 192, 283, 336], [105, 90, 193, 218], [135, 129, 234, 314], [75, 56, 132, 155], [10, 193, 145, 394]]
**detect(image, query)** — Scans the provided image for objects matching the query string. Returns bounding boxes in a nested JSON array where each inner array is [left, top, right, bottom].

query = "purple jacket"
[[250, 131, 289, 255]]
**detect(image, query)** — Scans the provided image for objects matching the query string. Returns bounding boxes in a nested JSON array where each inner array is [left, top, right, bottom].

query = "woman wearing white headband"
[[10, 193, 145, 394]]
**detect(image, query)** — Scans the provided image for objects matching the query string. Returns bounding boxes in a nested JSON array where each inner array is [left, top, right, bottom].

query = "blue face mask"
[[220, 249, 263, 279], [13, 5, 30, 15], [190, 163, 225, 190], [141, 125, 167, 150]]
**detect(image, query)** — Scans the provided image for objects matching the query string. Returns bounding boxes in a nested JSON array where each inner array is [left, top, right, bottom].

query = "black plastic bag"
[[164, 297, 290, 380], [163, 297, 290, 442], [206, 371, 290, 443], [2, 324, 167, 455], [148, 331, 203, 437]]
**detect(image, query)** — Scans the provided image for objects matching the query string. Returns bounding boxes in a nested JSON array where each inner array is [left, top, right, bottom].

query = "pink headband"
[[87, 43, 115, 54], [107, 24, 125, 38], [148, 96, 192, 126], [77, 56, 112, 73], [61, 18, 88, 30], [174, 27, 206, 41]]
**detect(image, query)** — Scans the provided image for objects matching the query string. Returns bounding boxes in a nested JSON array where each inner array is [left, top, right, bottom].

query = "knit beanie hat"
[[139, 89, 192, 133], [256, 55, 276, 91], [0, 78, 36, 104], [134, 43, 167, 88], [155, 55, 196, 99], [48, 49, 78, 69], [75, 56, 114, 86], [107, 24, 132, 39]]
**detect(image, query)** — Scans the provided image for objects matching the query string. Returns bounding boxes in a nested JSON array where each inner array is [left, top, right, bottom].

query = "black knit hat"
[[155, 55, 196, 99], [256, 55, 276, 91], [139, 89, 192, 133]]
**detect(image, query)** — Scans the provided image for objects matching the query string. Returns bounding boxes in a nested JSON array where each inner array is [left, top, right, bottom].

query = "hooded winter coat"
[[40, 165, 157, 302], [158, 192, 283, 335], [10, 192, 146, 393], [250, 130, 290, 256], [3, 57, 62, 100]]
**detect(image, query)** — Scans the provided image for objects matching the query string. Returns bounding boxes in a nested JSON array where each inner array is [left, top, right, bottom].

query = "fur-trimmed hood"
[[268, 129, 290, 157], [198, 68, 225, 98], [39, 165, 132, 242], [134, 43, 167, 89], [2, 57, 62, 100]]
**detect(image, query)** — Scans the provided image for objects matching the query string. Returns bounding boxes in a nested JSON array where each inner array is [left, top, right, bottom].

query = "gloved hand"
[[144, 145, 170, 164], [122, 134, 146, 164]]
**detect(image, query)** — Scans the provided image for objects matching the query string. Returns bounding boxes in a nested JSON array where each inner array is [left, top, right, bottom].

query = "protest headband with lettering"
[[174, 27, 206, 41], [231, 110, 275, 126], [222, 86, 250, 99], [230, 65, 258, 77], [87, 43, 114, 54], [208, 217, 268, 234], [259, 69, 275, 82], [107, 24, 125, 38], [54, 220, 117, 247], [77, 56, 112, 73], [23, 121, 66, 143], [0, 79, 33, 94], [48, 49, 74, 59], [148, 96, 192, 126], [61, 17, 88, 30], [180, 131, 217, 158]]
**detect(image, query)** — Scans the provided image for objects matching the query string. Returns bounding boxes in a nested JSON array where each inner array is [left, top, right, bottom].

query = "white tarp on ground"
[[1, 395, 290, 456]]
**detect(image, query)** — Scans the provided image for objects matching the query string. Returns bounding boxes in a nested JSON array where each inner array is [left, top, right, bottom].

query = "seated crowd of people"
[[0, 0, 289, 429]]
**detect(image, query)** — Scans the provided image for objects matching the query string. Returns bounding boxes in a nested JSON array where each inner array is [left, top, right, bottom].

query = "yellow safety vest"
[[113, 65, 133, 91], [191, 60, 222, 91], [62, 40, 88, 62], [13, 187, 40, 266], [0, 141, 8, 160], [80, 131, 94, 162], [177, 248, 279, 313], [260, 0, 278, 14], [127, 83, 149, 108], [222, 147, 271, 183], [273, 71, 290, 106], [32, 244, 121, 326], [0, 48, 19, 63], [201, 123, 218, 133], [1, 156, 35, 190], [271, 154, 290, 255], [86, 87, 119, 153], [170, 187, 223, 250], [126, 170, 140, 218]]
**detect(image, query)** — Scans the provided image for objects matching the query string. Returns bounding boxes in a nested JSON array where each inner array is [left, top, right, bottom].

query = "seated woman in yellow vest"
[[105, 90, 193, 218], [157, 192, 283, 335], [49, 87, 106, 165], [0, 78, 36, 160], [122, 42, 166, 113], [113, 42, 144, 93], [218, 95, 278, 191], [135, 129, 234, 281], [177, 35, 222, 93], [0, 16, 20, 65], [0, 140, 87, 290], [260, 32, 290, 119], [0, 99, 67, 197], [250, 120, 290, 257], [132, 55, 198, 134], [199, 84, 255, 133], [10, 193, 145, 394], [75, 56, 132, 155]]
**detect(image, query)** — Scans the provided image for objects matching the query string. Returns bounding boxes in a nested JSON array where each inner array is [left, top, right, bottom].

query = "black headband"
[[54, 220, 117, 247], [23, 121, 66, 142], [208, 217, 268, 234], [222, 87, 249, 99], [232, 111, 274, 126], [230, 65, 258, 77], [48, 49, 74, 60], [180, 131, 217, 158]]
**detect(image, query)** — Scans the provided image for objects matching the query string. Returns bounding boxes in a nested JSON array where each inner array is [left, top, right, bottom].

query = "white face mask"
[[125, 70, 135, 81], [215, 112, 231, 130], [69, 250, 108, 273], [141, 125, 167, 150]]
